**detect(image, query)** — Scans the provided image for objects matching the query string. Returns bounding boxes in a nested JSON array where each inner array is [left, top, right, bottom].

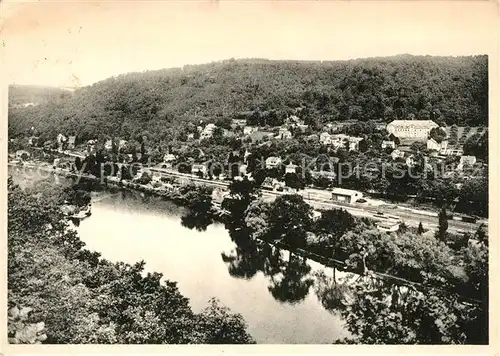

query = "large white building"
[[386, 120, 438, 140]]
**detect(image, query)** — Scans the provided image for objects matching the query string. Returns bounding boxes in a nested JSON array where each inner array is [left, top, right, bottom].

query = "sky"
[[1, 0, 498, 88]]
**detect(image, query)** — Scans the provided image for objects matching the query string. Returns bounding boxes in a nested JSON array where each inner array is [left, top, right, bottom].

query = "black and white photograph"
[[2, 0, 496, 348]]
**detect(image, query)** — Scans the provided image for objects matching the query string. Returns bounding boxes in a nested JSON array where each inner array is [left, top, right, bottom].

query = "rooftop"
[[388, 120, 438, 127], [331, 187, 362, 196]]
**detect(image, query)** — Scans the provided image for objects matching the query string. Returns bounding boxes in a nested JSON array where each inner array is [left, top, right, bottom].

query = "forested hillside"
[[9, 55, 488, 144]]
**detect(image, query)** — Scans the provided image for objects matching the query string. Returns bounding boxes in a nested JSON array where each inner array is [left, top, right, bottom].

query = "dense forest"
[[9, 55, 488, 146]]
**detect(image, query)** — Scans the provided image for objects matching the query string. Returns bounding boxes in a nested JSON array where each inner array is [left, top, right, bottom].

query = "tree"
[[314, 208, 355, 238], [267, 194, 313, 248], [195, 298, 255, 344], [222, 177, 258, 223], [436, 207, 448, 242], [417, 222, 424, 235], [244, 200, 271, 240], [267, 253, 314, 304], [283, 172, 304, 190], [428, 127, 447, 143], [335, 277, 473, 344], [475, 223, 487, 246]]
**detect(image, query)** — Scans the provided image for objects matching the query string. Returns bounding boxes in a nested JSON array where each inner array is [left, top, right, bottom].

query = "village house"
[[331, 187, 363, 204], [86, 139, 97, 153], [261, 177, 285, 191], [28, 136, 39, 146], [319, 132, 332, 145], [443, 146, 464, 156], [244, 126, 258, 135], [406, 155, 418, 167], [15, 150, 30, 160], [265, 156, 282, 169], [295, 123, 309, 132], [163, 153, 177, 163], [390, 149, 405, 160], [243, 149, 251, 163], [67, 135, 76, 149], [381, 140, 396, 149], [277, 127, 292, 140], [118, 140, 128, 150], [330, 134, 363, 151], [239, 164, 248, 176], [200, 123, 216, 139], [427, 138, 448, 154], [457, 155, 477, 171], [386, 120, 438, 140], [231, 118, 247, 127], [187, 133, 195, 141], [310, 170, 337, 181], [56, 133, 67, 151], [191, 163, 207, 176], [285, 162, 298, 174], [104, 139, 113, 151]]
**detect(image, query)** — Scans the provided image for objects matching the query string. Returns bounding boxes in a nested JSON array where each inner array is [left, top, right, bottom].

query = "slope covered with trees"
[[9, 55, 488, 145]]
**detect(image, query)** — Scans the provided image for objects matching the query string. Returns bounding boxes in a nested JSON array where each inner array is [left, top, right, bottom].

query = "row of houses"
[[319, 132, 364, 151]]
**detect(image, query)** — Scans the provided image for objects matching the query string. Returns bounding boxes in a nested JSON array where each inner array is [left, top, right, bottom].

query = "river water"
[[10, 167, 349, 344]]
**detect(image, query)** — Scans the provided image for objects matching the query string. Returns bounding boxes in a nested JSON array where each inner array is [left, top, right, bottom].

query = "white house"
[[391, 149, 405, 160], [277, 127, 292, 140], [386, 120, 438, 140], [427, 138, 448, 154], [57, 133, 67, 144], [331, 188, 363, 204], [457, 155, 477, 170], [57, 133, 67, 151], [319, 132, 332, 145], [443, 146, 464, 156], [67, 135, 76, 149], [118, 140, 128, 150], [104, 139, 113, 150], [330, 134, 363, 151], [406, 155, 418, 167], [265, 156, 282, 169], [310, 170, 336, 181], [285, 162, 298, 174], [163, 153, 177, 162], [381, 140, 396, 149], [239, 164, 248, 176], [200, 124, 217, 139], [15, 150, 30, 160], [231, 118, 247, 127], [191, 164, 207, 176], [244, 126, 258, 135]]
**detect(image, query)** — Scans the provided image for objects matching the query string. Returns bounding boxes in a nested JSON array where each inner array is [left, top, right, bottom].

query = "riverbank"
[[8, 159, 485, 234]]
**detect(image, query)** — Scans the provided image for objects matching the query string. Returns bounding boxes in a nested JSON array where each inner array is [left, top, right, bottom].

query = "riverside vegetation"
[[8, 174, 488, 344]]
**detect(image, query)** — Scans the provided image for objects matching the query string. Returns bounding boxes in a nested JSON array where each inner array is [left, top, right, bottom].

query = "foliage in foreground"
[[7, 177, 254, 344]]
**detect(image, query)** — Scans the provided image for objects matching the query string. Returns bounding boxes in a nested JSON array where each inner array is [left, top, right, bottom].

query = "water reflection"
[[181, 211, 213, 232], [220, 225, 316, 305], [267, 254, 314, 304]]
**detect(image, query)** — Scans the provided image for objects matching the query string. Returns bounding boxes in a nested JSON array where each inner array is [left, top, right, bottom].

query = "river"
[[10, 167, 349, 344]]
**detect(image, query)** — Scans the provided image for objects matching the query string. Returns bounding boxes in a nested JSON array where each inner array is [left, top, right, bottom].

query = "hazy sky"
[[1, 1, 497, 88]]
